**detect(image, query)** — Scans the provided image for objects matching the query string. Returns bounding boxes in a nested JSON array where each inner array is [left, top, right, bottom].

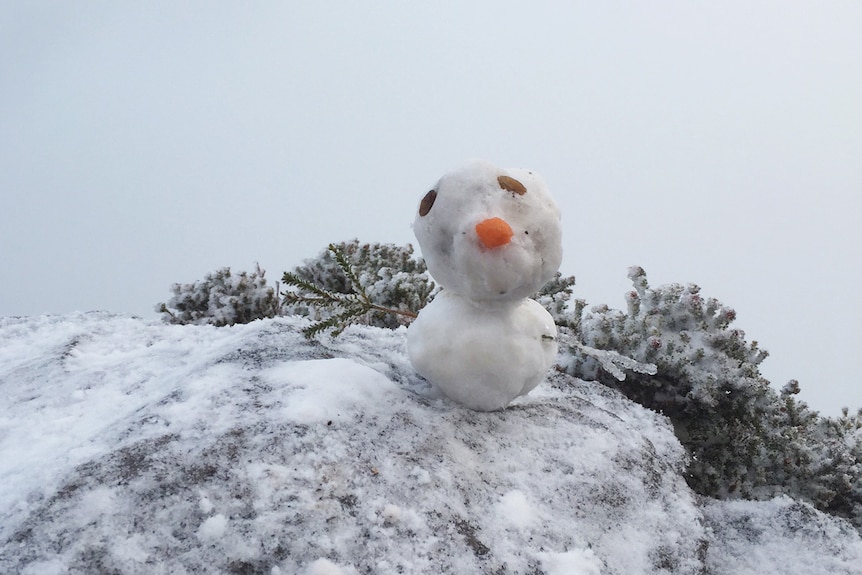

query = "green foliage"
[[281, 240, 435, 337], [156, 264, 279, 327]]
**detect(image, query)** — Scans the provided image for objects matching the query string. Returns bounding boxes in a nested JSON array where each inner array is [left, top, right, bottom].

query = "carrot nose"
[[475, 217, 513, 249]]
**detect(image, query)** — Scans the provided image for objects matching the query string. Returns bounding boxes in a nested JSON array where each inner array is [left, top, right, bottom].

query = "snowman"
[[407, 160, 563, 411]]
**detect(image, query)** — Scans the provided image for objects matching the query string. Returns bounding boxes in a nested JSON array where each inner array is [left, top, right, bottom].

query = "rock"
[[1, 314, 860, 574]]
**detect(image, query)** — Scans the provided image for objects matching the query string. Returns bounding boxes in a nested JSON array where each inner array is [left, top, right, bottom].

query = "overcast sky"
[[2, 2, 860, 415]]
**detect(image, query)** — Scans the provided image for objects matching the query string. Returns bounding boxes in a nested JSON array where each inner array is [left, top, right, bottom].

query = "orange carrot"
[[475, 217, 513, 249]]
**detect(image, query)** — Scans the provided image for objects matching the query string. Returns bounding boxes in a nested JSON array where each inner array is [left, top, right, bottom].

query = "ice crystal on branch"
[[570, 341, 658, 382]]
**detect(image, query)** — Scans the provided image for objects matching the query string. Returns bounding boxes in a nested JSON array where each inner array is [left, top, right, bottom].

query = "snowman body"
[[407, 160, 563, 411]]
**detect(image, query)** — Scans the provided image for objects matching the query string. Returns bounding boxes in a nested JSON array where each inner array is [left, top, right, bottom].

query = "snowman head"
[[414, 160, 562, 303]]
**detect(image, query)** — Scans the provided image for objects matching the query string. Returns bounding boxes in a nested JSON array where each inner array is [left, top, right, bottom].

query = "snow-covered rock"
[[1, 313, 860, 574]]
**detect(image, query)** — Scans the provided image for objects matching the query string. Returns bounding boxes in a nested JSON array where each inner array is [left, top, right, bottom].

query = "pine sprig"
[[282, 243, 418, 338], [332, 243, 364, 293], [281, 270, 354, 305]]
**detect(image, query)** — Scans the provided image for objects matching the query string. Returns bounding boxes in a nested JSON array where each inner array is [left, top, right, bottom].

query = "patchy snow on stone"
[[1, 313, 861, 574]]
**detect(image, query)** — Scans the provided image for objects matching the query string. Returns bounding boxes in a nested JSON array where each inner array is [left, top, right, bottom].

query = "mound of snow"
[[1, 313, 860, 574]]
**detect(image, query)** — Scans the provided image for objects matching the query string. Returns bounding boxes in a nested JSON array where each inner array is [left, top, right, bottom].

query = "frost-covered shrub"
[[560, 266, 777, 498], [759, 391, 862, 529], [156, 264, 278, 327], [806, 407, 862, 527], [559, 266, 862, 531], [281, 240, 437, 336]]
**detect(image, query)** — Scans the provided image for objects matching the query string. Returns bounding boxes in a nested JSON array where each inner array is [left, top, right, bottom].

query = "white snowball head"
[[413, 160, 562, 302]]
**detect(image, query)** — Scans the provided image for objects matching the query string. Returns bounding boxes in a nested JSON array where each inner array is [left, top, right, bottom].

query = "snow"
[[261, 358, 400, 425], [1, 312, 861, 574]]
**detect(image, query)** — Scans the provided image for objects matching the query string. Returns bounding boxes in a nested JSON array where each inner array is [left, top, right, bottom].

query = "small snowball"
[[537, 548, 602, 575], [75, 486, 116, 526], [21, 558, 66, 575], [196, 513, 228, 542], [111, 535, 149, 563], [497, 490, 539, 528], [306, 558, 359, 575], [381, 504, 401, 524], [409, 466, 431, 485], [199, 493, 214, 514]]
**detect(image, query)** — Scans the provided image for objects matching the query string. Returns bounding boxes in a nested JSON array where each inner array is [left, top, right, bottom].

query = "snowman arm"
[[367, 302, 418, 319], [283, 266, 418, 339], [303, 305, 371, 338], [282, 271, 349, 302], [331, 243, 365, 296], [561, 335, 658, 382], [330, 243, 418, 318]]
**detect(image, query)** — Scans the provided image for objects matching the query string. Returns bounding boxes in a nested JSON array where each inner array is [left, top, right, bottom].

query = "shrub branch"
[[282, 243, 417, 338]]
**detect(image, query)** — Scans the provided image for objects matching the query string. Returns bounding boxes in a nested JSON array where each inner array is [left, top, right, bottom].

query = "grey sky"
[[2, 2, 860, 414]]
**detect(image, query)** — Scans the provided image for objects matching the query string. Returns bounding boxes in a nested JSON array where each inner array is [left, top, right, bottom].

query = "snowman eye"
[[419, 190, 437, 217], [497, 175, 526, 195]]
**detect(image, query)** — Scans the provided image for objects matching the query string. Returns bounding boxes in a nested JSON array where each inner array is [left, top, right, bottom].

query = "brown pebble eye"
[[419, 189, 437, 217], [497, 175, 526, 195]]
